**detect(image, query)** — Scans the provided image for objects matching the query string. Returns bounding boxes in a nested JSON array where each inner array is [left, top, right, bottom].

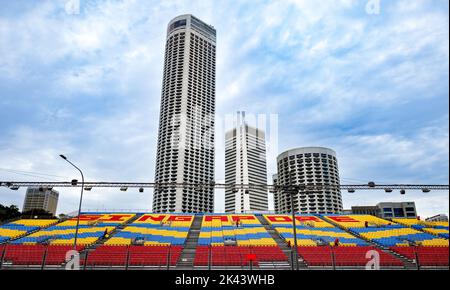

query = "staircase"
[[176, 215, 202, 269], [256, 215, 303, 269]]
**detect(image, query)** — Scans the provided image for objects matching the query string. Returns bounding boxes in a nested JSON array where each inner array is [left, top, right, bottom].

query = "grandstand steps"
[[176, 215, 202, 269], [256, 215, 291, 250], [386, 250, 418, 270], [258, 261, 292, 270], [256, 215, 306, 269]]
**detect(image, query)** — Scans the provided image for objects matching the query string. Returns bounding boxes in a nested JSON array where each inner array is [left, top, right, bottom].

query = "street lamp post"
[[288, 170, 299, 270], [59, 154, 84, 251]]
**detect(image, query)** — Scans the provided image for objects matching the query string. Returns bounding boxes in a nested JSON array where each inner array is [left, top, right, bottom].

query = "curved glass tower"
[[153, 15, 216, 213]]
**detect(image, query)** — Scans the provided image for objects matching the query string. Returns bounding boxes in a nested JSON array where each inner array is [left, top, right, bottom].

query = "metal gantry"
[[0, 181, 448, 192]]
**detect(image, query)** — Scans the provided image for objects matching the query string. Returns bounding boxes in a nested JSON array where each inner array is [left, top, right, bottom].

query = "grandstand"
[[324, 215, 449, 247], [0, 213, 448, 270], [12, 213, 135, 246], [264, 215, 368, 246], [83, 214, 190, 268], [0, 219, 57, 243], [194, 215, 287, 267], [393, 218, 449, 239]]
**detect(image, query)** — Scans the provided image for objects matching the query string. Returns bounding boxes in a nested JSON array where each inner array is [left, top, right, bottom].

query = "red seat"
[[297, 246, 404, 267], [194, 246, 287, 266], [84, 245, 128, 266], [44, 245, 84, 265], [3, 245, 46, 265], [83, 245, 183, 267], [128, 245, 182, 266], [334, 246, 402, 266], [390, 246, 449, 266], [297, 246, 333, 266]]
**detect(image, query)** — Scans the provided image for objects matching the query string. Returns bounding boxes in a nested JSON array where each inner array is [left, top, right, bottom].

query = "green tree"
[[0, 204, 21, 222], [21, 208, 56, 219]]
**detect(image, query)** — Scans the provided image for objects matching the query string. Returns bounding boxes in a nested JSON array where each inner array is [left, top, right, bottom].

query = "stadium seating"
[[297, 246, 332, 266], [128, 245, 182, 266], [0, 213, 448, 269], [84, 245, 128, 266], [324, 214, 393, 228], [194, 245, 286, 266], [197, 215, 277, 246], [264, 215, 368, 246], [2, 244, 46, 265], [333, 246, 403, 266], [390, 246, 449, 266], [1, 244, 84, 266], [193, 215, 287, 266], [393, 218, 449, 239], [95, 214, 188, 267], [83, 245, 182, 267], [44, 245, 84, 265], [297, 246, 403, 267], [12, 213, 134, 246], [0, 215, 117, 267], [324, 215, 449, 247], [105, 214, 193, 246], [0, 219, 57, 243]]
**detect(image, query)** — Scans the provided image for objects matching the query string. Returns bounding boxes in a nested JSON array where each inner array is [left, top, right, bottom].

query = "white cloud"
[[0, 0, 448, 216]]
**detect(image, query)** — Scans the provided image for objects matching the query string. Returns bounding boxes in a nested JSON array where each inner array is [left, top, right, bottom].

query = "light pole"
[[59, 154, 84, 251], [288, 170, 299, 270]]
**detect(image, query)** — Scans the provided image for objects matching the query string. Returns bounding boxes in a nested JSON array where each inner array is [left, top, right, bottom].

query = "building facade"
[[426, 214, 448, 222], [376, 202, 417, 219], [22, 187, 59, 215], [350, 202, 418, 219], [350, 206, 380, 216], [274, 147, 343, 214], [153, 15, 216, 213], [225, 112, 268, 213]]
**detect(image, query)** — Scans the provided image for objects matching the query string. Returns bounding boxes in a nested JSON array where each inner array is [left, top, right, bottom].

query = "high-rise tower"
[[153, 15, 216, 213], [225, 112, 268, 213], [23, 187, 59, 216], [274, 147, 343, 214]]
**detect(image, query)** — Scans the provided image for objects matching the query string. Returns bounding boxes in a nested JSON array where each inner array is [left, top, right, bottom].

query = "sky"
[[0, 0, 448, 217]]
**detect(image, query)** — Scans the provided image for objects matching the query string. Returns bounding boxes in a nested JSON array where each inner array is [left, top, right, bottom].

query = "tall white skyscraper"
[[225, 112, 268, 213], [153, 15, 216, 213], [274, 147, 343, 214]]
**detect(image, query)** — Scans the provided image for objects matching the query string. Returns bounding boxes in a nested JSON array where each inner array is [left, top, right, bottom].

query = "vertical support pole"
[[83, 250, 88, 270], [289, 170, 299, 270], [331, 246, 336, 270], [208, 245, 212, 270], [415, 246, 420, 271], [41, 245, 48, 270], [0, 244, 7, 269], [291, 250, 295, 270], [167, 246, 171, 270], [125, 245, 130, 271]]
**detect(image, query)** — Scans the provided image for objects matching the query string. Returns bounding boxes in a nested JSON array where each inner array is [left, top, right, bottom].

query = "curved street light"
[[59, 154, 84, 252]]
